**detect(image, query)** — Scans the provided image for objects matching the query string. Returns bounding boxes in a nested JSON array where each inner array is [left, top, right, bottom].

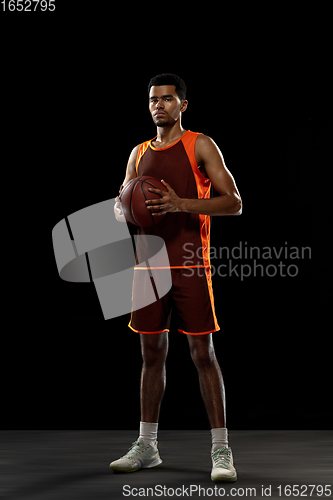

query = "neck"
[[155, 119, 186, 145]]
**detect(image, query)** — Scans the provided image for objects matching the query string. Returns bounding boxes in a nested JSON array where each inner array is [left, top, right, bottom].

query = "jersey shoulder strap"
[[135, 138, 155, 172], [180, 130, 202, 169]]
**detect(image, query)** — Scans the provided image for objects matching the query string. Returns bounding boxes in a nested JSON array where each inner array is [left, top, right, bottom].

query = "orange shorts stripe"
[[178, 327, 221, 336], [134, 265, 207, 270], [128, 322, 169, 334]]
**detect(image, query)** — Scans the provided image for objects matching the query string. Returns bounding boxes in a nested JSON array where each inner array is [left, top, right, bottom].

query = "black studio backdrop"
[[48, 59, 330, 430], [3, 7, 331, 430]]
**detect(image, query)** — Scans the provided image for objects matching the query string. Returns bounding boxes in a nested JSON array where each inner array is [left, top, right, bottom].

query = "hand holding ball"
[[119, 176, 167, 227]]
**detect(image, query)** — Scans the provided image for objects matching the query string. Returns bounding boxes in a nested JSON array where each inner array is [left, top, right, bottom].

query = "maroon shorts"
[[128, 267, 220, 335]]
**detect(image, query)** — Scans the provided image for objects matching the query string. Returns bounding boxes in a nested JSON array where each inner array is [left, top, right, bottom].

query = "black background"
[[2, 4, 331, 430]]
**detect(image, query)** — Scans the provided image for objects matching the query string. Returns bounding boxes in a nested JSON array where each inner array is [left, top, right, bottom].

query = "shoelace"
[[124, 441, 150, 460], [212, 447, 231, 469]]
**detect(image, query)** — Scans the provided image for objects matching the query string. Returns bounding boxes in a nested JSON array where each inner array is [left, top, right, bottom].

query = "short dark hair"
[[148, 73, 187, 101]]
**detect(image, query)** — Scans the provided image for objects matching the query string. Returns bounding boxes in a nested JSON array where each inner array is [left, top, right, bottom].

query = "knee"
[[190, 342, 216, 370], [142, 346, 166, 367], [141, 334, 168, 368]]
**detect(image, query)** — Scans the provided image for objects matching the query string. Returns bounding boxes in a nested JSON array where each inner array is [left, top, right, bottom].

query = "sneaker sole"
[[110, 463, 141, 473], [142, 457, 163, 469], [110, 458, 162, 473], [211, 473, 237, 483]]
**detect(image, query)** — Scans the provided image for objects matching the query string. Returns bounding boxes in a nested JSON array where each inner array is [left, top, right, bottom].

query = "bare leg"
[[140, 332, 168, 423], [187, 333, 226, 428]]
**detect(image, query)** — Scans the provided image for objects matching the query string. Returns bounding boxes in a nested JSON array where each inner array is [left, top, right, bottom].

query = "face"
[[149, 85, 188, 127]]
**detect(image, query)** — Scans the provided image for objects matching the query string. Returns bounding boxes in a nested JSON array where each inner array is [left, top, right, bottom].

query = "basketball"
[[119, 176, 167, 227]]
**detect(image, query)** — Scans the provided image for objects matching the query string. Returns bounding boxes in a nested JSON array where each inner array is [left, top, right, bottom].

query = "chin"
[[153, 118, 170, 127]]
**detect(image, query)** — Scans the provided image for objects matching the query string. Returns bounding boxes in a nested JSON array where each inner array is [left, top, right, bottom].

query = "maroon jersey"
[[135, 130, 212, 269]]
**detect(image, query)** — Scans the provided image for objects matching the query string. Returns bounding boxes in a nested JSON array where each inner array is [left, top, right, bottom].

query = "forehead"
[[149, 85, 178, 98]]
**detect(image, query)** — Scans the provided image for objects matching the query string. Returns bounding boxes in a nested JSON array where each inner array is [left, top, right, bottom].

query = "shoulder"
[[195, 134, 222, 163], [132, 143, 143, 154], [135, 137, 155, 154], [131, 138, 152, 153], [129, 141, 150, 159], [127, 144, 141, 162], [185, 131, 216, 153], [196, 134, 218, 150]]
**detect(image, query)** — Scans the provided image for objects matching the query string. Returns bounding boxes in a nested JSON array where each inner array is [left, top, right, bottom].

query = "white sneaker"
[[211, 446, 237, 482], [109, 439, 162, 473]]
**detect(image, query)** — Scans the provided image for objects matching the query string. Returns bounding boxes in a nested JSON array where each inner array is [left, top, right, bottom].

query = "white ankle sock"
[[139, 421, 158, 446], [211, 427, 228, 451]]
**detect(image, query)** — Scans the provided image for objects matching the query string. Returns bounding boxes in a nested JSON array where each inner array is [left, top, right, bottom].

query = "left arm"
[[146, 135, 242, 216]]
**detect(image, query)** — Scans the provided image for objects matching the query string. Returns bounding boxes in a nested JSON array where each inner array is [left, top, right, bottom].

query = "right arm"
[[120, 144, 140, 191], [114, 144, 140, 221]]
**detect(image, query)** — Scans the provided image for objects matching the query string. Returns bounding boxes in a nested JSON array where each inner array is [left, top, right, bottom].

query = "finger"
[[161, 179, 172, 190], [146, 198, 165, 206], [150, 203, 171, 212], [151, 211, 167, 216], [149, 187, 169, 196]]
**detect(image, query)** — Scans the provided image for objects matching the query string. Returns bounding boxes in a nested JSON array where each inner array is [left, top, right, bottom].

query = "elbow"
[[234, 199, 242, 216], [230, 196, 242, 216], [215, 193, 242, 216]]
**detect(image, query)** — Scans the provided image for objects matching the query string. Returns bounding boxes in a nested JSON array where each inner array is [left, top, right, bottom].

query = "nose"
[[156, 99, 164, 109]]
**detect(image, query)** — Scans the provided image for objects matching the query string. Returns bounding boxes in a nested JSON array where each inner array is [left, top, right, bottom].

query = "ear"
[[180, 100, 188, 112]]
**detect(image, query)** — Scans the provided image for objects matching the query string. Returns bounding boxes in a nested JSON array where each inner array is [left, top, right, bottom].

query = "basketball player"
[[111, 74, 242, 482]]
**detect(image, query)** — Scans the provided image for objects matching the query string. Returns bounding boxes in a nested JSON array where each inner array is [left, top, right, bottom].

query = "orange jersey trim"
[[149, 134, 184, 151], [135, 141, 150, 173]]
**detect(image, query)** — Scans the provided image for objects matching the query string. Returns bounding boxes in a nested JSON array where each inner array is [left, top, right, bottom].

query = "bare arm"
[[183, 135, 242, 215], [114, 145, 139, 221], [146, 135, 242, 216], [119, 144, 140, 193]]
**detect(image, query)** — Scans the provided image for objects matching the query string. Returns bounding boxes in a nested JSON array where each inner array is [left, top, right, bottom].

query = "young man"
[[111, 74, 242, 482]]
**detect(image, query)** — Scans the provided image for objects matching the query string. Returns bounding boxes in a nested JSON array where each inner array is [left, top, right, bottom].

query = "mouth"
[[154, 112, 166, 117]]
